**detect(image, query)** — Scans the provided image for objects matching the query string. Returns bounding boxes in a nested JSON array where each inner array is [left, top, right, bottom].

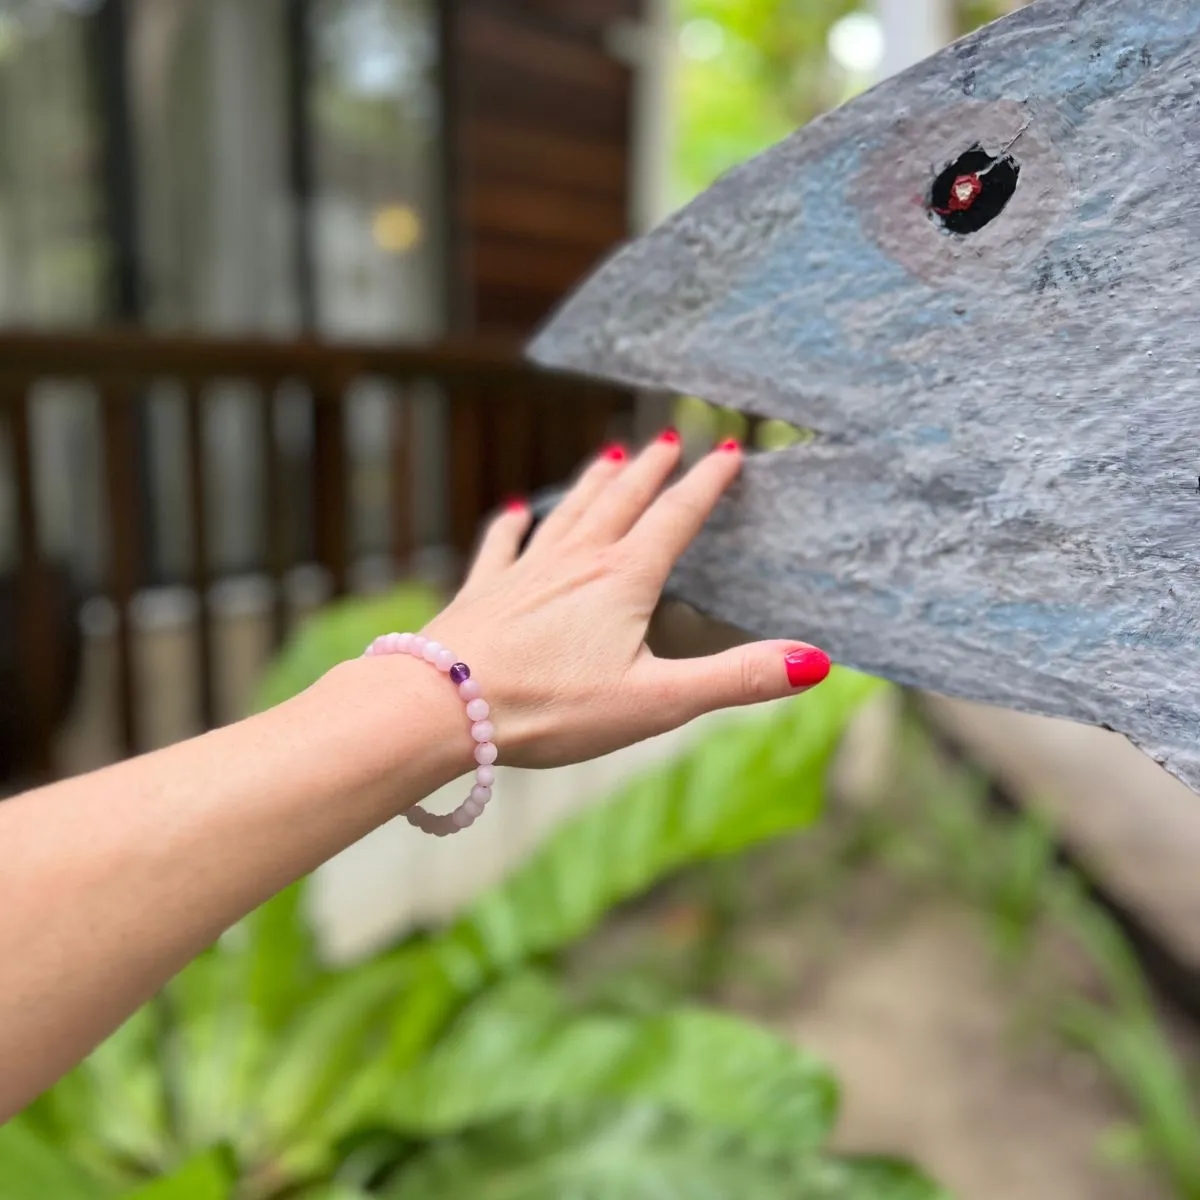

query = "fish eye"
[[928, 143, 1020, 235]]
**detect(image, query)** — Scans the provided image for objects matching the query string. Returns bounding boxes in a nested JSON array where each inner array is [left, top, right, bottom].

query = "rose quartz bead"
[[422, 640, 442, 663], [475, 741, 498, 766], [397, 632, 414, 653], [384, 632, 404, 653], [435, 648, 457, 672], [410, 635, 427, 655], [458, 679, 482, 702], [463, 797, 485, 818], [470, 784, 491, 806], [452, 807, 474, 829], [471, 720, 495, 743], [466, 698, 489, 722], [475, 765, 495, 787]]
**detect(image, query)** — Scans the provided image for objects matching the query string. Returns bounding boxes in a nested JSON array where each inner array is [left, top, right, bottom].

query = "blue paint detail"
[[915, 426, 951, 445], [917, 596, 1200, 655], [676, 10, 1200, 413], [1075, 192, 1115, 225], [785, 567, 906, 619], [695, 137, 968, 392], [967, 10, 1200, 110]]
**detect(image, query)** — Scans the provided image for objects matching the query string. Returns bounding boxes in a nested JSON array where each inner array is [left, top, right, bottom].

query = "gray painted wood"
[[528, 0, 1200, 795]]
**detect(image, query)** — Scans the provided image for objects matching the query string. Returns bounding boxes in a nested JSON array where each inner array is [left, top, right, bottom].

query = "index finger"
[[622, 438, 742, 587]]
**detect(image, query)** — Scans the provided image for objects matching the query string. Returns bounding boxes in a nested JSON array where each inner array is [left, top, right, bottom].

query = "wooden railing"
[[0, 330, 632, 784]]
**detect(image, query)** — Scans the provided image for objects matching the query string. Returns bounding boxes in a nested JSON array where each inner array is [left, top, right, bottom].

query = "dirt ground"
[[568, 804, 1189, 1200]]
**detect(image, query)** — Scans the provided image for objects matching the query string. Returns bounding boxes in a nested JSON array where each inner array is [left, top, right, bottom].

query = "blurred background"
[[4, 2, 1200, 1199]]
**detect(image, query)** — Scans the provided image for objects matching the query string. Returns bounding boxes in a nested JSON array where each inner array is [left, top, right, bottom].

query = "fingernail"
[[719, 437, 741, 453], [504, 496, 527, 514], [658, 427, 680, 445], [603, 443, 627, 462], [784, 647, 831, 689]]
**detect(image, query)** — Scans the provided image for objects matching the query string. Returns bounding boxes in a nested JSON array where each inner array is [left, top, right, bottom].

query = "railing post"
[[446, 382, 485, 569], [261, 380, 289, 649], [184, 383, 217, 731], [390, 386, 416, 570], [6, 385, 57, 778], [101, 382, 141, 757], [312, 377, 350, 597]]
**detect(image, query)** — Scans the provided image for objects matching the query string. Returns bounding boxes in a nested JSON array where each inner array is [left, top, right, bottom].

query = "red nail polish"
[[603, 443, 627, 462], [658, 427, 680, 445], [719, 437, 741, 453], [504, 496, 527, 514], [785, 647, 831, 689]]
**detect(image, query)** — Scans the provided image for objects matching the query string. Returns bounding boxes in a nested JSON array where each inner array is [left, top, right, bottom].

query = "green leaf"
[[237, 880, 322, 1033], [23, 1005, 172, 1185], [318, 672, 877, 1139], [429, 669, 881, 999], [251, 951, 419, 1155], [0, 1118, 114, 1200], [253, 583, 443, 712], [379, 973, 837, 1157], [155, 949, 272, 1155], [292, 1187, 375, 1200], [797, 1156, 951, 1200], [1056, 999, 1200, 1195], [382, 1107, 944, 1200], [120, 1148, 232, 1199]]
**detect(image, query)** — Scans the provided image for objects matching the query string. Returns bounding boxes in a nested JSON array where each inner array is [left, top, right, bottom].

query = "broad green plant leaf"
[[20, 1005, 171, 1187], [250, 950, 419, 1165], [379, 973, 838, 1158], [431, 668, 881, 996], [253, 584, 443, 713], [324, 671, 881, 1136], [798, 1156, 952, 1200], [120, 1149, 233, 1199], [0, 1118, 113, 1200], [382, 1106, 945, 1200], [235, 880, 322, 1034]]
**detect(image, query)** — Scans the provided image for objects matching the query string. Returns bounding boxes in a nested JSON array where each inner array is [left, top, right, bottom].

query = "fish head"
[[528, 0, 1200, 790]]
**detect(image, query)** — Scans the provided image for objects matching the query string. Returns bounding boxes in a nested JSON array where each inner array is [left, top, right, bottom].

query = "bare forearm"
[[0, 655, 463, 1119]]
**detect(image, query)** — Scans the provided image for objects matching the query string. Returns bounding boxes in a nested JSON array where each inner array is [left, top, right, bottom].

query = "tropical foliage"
[[0, 588, 942, 1200]]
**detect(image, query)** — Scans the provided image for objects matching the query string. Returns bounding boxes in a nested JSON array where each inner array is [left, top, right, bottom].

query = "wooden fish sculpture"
[[528, 0, 1200, 793]]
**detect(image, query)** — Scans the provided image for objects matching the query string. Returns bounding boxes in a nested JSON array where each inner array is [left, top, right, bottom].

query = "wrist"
[[306, 653, 476, 818]]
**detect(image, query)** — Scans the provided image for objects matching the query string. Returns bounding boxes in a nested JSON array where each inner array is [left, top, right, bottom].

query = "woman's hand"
[[417, 430, 831, 770]]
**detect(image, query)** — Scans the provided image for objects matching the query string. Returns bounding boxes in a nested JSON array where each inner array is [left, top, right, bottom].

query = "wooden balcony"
[[0, 330, 633, 786]]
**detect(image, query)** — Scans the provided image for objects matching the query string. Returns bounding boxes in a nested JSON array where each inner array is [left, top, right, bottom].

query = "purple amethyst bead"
[[449, 662, 471, 685]]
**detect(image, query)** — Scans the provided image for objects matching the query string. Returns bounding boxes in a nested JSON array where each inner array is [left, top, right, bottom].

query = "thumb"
[[644, 640, 832, 727]]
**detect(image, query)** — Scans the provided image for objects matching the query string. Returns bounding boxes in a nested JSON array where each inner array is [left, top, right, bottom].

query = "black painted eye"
[[929, 143, 1020, 235]]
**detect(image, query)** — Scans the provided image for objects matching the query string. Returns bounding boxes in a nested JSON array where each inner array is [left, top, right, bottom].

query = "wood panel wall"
[[440, 0, 642, 335]]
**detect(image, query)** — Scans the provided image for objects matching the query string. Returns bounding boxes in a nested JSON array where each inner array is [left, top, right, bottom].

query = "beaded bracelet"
[[362, 631, 497, 837]]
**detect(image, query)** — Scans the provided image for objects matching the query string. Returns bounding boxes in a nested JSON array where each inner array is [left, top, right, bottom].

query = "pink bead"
[[422, 641, 443, 663], [475, 741, 498, 766], [458, 679, 482, 702], [466, 698, 489, 722], [435, 648, 457, 672], [470, 784, 491, 806], [475, 765, 495, 787], [364, 643, 376, 656], [397, 632, 414, 653], [385, 632, 404, 653], [411, 635, 427, 655], [463, 798, 485, 818], [452, 807, 473, 829], [471, 720, 495, 743]]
